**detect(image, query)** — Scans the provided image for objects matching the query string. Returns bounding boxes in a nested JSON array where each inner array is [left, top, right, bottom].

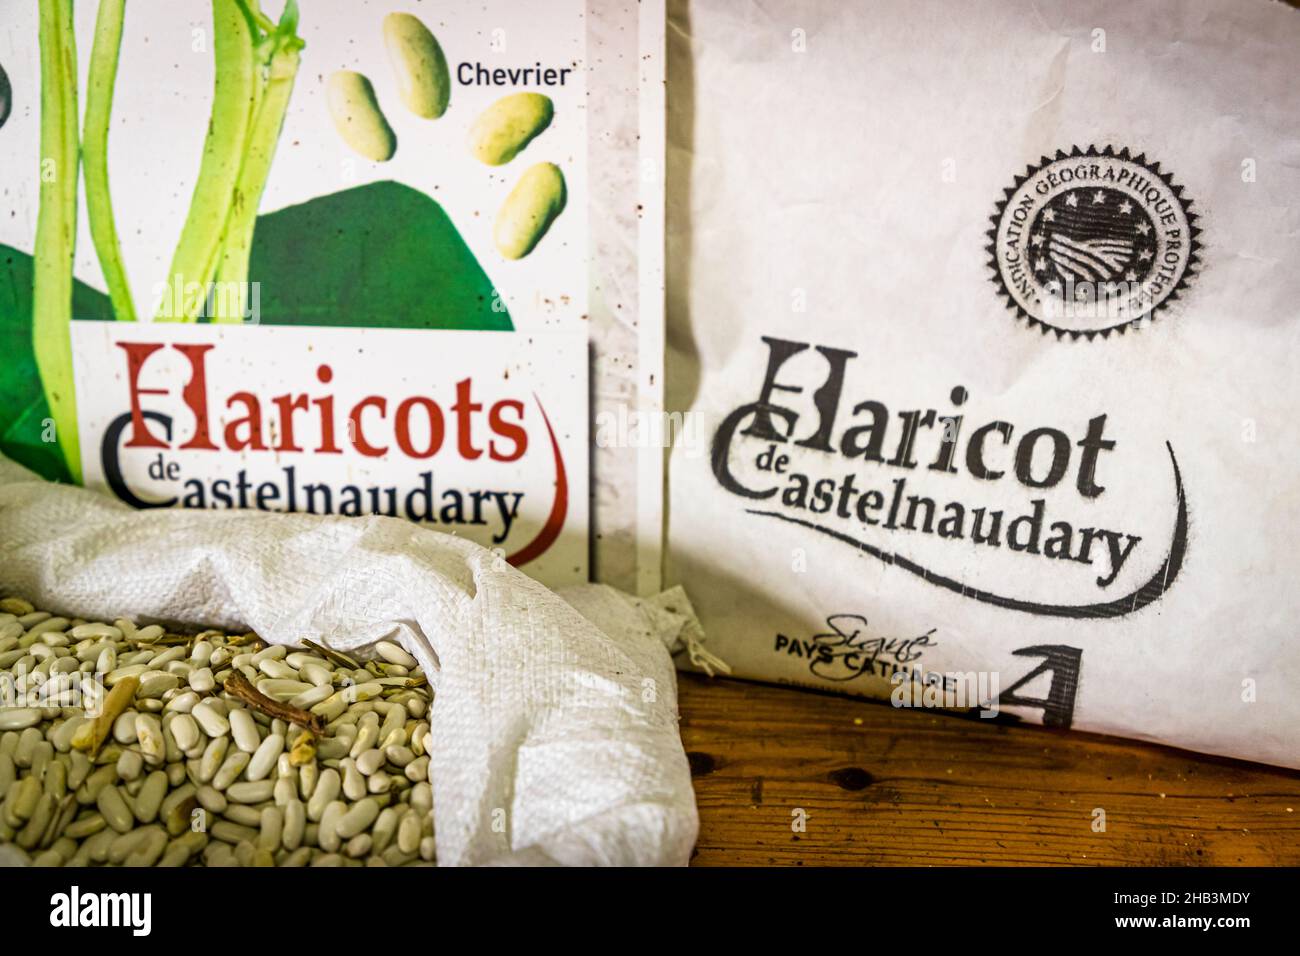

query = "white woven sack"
[[0, 455, 699, 866]]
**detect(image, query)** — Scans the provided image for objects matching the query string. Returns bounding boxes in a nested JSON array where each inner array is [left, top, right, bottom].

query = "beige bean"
[[494, 163, 566, 260], [327, 71, 396, 162], [469, 93, 554, 166], [383, 12, 450, 119]]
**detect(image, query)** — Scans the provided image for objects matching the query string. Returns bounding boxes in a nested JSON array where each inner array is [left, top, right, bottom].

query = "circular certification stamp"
[[988, 146, 1199, 338]]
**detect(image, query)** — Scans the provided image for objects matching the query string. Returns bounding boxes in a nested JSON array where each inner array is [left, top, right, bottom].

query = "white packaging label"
[[71, 322, 588, 586]]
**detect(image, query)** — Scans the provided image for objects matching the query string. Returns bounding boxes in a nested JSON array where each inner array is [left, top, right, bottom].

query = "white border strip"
[[635, 0, 667, 596]]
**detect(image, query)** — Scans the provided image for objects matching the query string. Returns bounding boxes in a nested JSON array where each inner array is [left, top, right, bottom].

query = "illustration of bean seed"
[[383, 12, 450, 119], [326, 71, 396, 162], [494, 163, 567, 260], [469, 92, 554, 166]]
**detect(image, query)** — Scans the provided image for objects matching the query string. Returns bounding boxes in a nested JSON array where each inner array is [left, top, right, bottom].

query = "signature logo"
[[775, 613, 935, 683]]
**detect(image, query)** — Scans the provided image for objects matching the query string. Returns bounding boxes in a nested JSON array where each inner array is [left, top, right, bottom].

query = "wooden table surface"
[[677, 673, 1300, 866]]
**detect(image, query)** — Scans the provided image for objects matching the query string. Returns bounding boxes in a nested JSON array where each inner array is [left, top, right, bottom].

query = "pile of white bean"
[[0, 597, 436, 866]]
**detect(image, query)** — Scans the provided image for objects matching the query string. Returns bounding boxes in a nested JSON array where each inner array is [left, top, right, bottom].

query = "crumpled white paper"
[[0, 455, 699, 865]]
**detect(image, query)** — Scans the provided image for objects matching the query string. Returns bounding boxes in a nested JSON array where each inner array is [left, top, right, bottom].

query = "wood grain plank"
[[678, 673, 1300, 867]]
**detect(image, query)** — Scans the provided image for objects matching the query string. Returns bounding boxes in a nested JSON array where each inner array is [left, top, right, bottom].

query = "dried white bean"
[[374, 641, 418, 668], [170, 713, 200, 751], [1, 600, 434, 866], [247, 733, 284, 781], [229, 709, 260, 754], [192, 700, 229, 738], [213, 751, 250, 791], [227, 780, 275, 804], [0, 708, 41, 731], [97, 785, 133, 833]]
